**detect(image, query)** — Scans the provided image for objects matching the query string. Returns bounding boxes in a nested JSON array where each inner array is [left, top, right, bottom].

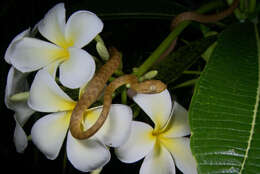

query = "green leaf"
[[201, 41, 217, 62], [154, 35, 217, 84], [189, 22, 260, 173]]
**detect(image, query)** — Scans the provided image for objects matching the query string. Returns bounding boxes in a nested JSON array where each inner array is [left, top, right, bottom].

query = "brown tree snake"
[[69, 0, 239, 140]]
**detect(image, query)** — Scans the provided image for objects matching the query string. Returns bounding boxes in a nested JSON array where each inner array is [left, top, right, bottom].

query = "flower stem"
[[62, 149, 67, 174], [90, 168, 103, 174], [183, 70, 201, 75], [121, 88, 127, 104], [174, 78, 198, 88], [249, 0, 256, 13], [134, 0, 225, 77]]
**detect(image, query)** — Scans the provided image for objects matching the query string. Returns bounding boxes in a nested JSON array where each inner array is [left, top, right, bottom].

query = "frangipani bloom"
[[5, 67, 34, 153], [10, 3, 103, 88], [28, 69, 132, 172], [115, 90, 197, 174]]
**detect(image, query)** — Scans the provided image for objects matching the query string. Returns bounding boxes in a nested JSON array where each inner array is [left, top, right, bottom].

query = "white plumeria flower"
[[10, 3, 103, 89], [115, 90, 197, 174], [5, 67, 35, 153], [28, 69, 132, 172]]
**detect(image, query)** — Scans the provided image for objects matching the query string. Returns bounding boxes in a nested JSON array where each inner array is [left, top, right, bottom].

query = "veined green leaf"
[[189, 22, 260, 174]]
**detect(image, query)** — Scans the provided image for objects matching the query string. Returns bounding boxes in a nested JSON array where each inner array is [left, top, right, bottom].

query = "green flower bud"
[[10, 92, 29, 101], [139, 70, 158, 81], [96, 42, 110, 61]]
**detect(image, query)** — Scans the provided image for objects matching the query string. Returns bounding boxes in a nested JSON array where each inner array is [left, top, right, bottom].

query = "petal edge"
[[65, 11, 103, 48], [38, 3, 67, 46], [66, 132, 110, 172], [115, 121, 155, 163], [59, 48, 95, 89]]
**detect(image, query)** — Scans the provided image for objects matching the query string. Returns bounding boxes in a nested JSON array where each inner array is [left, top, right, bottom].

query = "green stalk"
[[183, 70, 201, 75], [90, 168, 103, 174], [135, 0, 225, 77], [174, 78, 198, 88], [121, 88, 127, 104], [240, 0, 245, 11], [62, 149, 68, 174], [249, 0, 256, 13]]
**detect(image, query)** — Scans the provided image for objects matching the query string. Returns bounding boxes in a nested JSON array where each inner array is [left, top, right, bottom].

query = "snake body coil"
[[70, 48, 166, 139], [69, 48, 121, 139], [69, 0, 239, 140]]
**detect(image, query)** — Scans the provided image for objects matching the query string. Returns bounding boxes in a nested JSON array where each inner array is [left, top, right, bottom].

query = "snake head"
[[135, 80, 167, 94]]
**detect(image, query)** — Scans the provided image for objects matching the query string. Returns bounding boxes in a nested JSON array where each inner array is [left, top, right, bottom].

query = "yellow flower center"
[[152, 129, 160, 136], [151, 128, 169, 146], [56, 40, 75, 60], [57, 49, 70, 60]]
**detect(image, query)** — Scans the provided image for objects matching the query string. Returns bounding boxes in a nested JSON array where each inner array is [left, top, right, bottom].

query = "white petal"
[[83, 104, 133, 147], [10, 37, 67, 73], [115, 121, 155, 163], [5, 67, 34, 125], [140, 145, 175, 174], [5, 28, 30, 64], [162, 102, 190, 138], [59, 48, 95, 89], [66, 132, 110, 172], [43, 59, 62, 78], [28, 69, 76, 112], [133, 89, 172, 130], [13, 115, 28, 153], [14, 102, 34, 126], [38, 3, 67, 46], [31, 111, 70, 160], [65, 11, 103, 48], [162, 137, 197, 174]]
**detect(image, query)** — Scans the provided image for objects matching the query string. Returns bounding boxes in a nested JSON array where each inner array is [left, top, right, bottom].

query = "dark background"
[[0, 0, 214, 173]]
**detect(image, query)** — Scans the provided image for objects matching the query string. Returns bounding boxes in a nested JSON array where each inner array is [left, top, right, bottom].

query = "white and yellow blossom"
[[28, 69, 132, 172], [10, 3, 103, 89], [115, 90, 197, 174]]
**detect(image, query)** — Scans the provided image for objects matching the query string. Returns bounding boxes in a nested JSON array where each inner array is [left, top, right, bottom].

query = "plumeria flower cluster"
[[4, 2, 197, 174]]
